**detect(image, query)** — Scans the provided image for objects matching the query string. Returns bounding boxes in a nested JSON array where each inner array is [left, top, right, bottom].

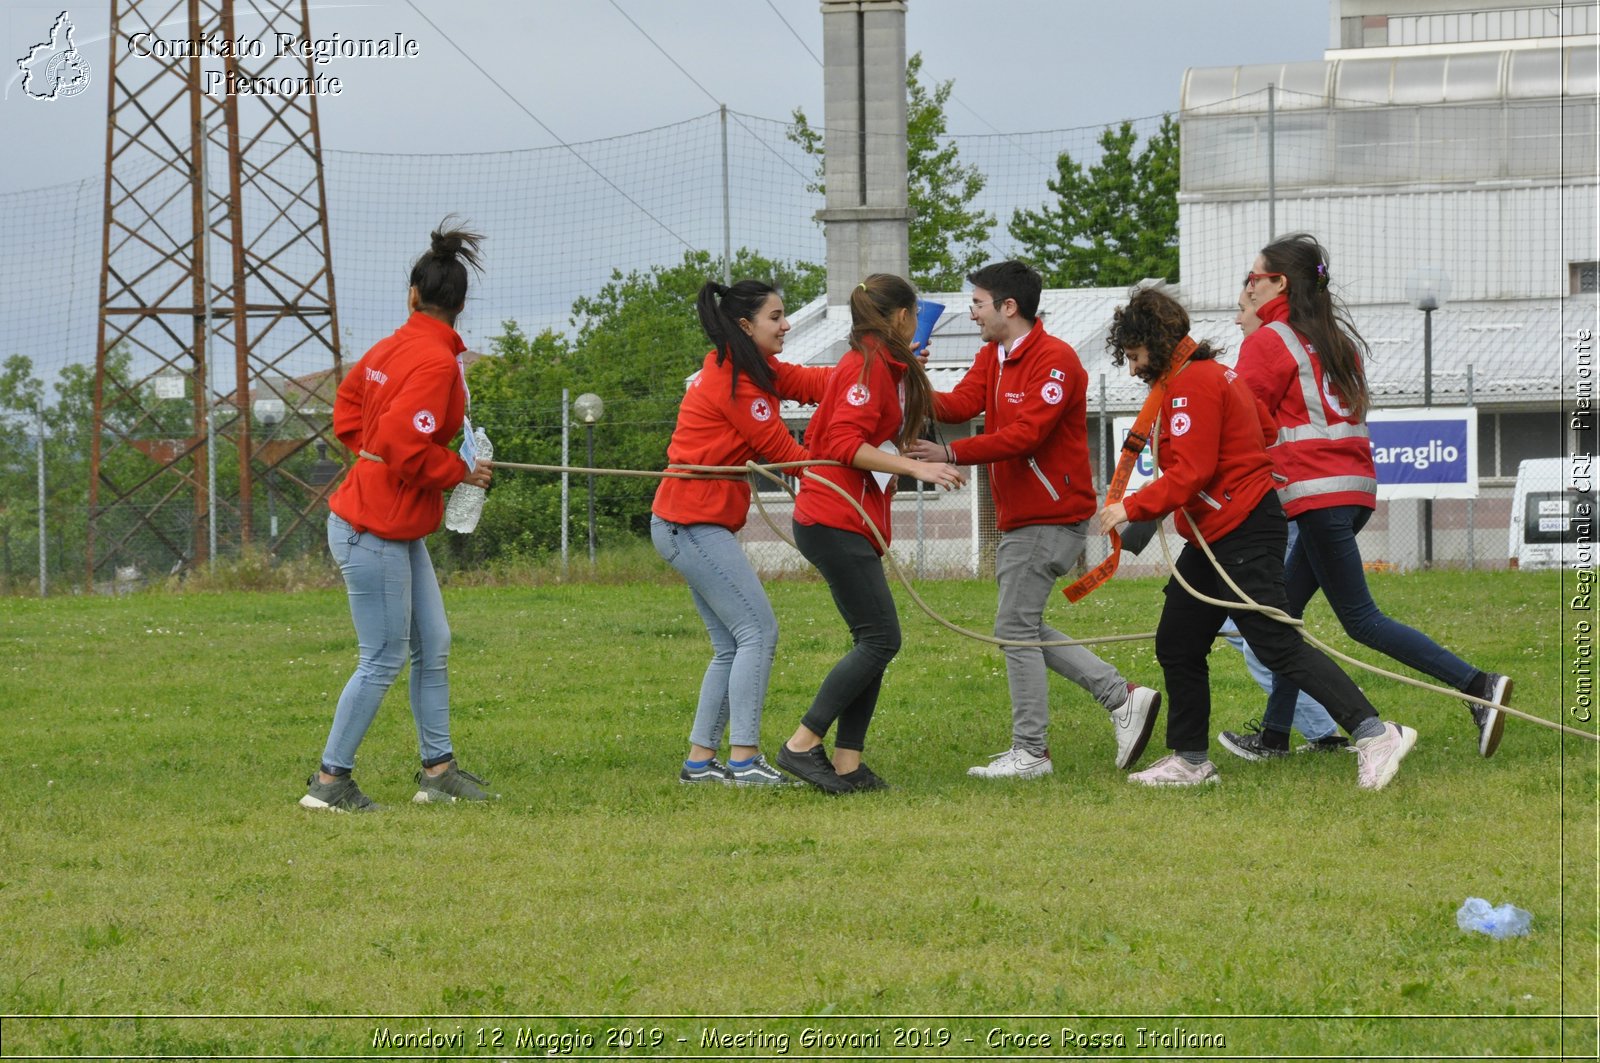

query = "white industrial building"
[[749, 0, 1598, 576]]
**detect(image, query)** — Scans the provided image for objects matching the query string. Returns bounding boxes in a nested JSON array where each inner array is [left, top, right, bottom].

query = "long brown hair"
[[1260, 233, 1371, 420], [848, 273, 933, 450]]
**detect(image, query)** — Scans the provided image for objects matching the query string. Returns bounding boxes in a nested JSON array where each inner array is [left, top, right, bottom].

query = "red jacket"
[[1122, 358, 1280, 544], [328, 312, 470, 540], [1234, 295, 1377, 517], [792, 342, 906, 553], [933, 319, 1098, 530], [652, 351, 831, 531]]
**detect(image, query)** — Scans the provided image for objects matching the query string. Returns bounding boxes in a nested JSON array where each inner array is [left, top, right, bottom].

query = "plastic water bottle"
[[443, 427, 492, 533], [1456, 897, 1533, 939]]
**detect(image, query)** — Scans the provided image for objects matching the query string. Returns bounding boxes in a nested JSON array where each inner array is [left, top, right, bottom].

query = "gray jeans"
[[994, 522, 1126, 755]]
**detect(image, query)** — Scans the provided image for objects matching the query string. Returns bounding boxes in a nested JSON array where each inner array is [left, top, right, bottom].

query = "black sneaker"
[[1218, 728, 1291, 762], [1466, 673, 1510, 758], [838, 763, 889, 792], [774, 743, 853, 794], [1297, 734, 1353, 753]]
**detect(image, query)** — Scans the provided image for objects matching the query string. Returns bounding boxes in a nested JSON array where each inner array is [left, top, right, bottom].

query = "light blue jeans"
[[652, 516, 779, 749], [1218, 521, 1339, 740], [319, 513, 453, 774]]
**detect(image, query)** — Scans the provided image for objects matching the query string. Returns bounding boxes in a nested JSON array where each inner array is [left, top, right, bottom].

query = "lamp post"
[[1407, 269, 1451, 568], [574, 392, 604, 565], [252, 398, 285, 547]]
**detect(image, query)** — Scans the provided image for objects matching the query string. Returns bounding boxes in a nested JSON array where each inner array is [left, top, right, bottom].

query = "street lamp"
[[1406, 269, 1451, 567], [252, 398, 285, 546], [574, 392, 604, 564]]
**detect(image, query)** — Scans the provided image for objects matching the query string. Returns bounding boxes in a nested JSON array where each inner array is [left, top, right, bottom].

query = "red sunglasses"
[[1243, 271, 1285, 288]]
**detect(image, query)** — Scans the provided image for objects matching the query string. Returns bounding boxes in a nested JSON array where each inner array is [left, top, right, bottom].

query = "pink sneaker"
[[1128, 753, 1220, 787], [1355, 721, 1417, 790]]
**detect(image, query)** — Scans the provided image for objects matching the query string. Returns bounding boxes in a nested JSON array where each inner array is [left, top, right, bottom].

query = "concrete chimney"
[[817, 0, 911, 310]]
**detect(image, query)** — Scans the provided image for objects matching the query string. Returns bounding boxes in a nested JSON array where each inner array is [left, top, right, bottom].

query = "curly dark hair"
[[1106, 287, 1220, 384]]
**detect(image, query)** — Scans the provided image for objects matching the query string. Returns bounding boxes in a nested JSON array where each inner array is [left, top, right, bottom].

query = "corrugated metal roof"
[[777, 288, 1577, 417]]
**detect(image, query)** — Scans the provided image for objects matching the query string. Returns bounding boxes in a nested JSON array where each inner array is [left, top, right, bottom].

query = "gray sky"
[[2, 0, 1329, 192]]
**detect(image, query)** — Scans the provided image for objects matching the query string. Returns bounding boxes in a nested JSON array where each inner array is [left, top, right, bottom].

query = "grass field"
[[0, 562, 1594, 1059]]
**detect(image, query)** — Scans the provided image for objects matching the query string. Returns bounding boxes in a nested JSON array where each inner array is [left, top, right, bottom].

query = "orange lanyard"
[[1061, 337, 1197, 603]]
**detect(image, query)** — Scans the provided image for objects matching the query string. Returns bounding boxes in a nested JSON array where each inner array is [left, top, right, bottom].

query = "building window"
[[1573, 261, 1598, 295]]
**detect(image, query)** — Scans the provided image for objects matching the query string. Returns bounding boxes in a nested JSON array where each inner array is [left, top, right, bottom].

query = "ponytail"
[[695, 279, 779, 396], [408, 216, 484, 324], [849, 273, 933, 450]]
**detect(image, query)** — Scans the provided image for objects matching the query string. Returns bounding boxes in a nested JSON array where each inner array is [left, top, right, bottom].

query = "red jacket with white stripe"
[[1121, 358, 1280, 544], [328, 312, 472, 540], [792, 342, 906, 552], [652, 351, 830, 531], [1234, 296, 1377, 517], [933, 319, 1099, 530]]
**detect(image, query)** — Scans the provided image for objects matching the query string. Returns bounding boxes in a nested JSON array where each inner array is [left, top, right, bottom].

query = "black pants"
[[793, 520, 901, 752], [1156, 493, 1378, 754]]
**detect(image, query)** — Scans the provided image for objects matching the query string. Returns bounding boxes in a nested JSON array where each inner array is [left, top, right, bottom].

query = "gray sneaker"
[[726, 754, 787, 786], [679, 758, 733, 785], [299, 773, 379, 813], [413, 761, 498, 803]]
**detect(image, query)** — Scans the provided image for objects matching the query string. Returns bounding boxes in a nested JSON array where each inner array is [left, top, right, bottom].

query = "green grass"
[[0, 567, 1594, 1058]]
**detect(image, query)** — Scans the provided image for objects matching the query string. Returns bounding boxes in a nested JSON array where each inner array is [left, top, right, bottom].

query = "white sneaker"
[[1354, 721, 1418, 790], [1109, 683, 1162, 769], [1128, 753, 1219, 787], [967, 746, 1053, 779]]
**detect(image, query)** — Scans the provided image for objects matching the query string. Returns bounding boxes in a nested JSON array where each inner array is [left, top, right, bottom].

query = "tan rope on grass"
[[491, 455, 1158, 650], [1140, 431, 1598, 743], [490, 453, 1595, 741]]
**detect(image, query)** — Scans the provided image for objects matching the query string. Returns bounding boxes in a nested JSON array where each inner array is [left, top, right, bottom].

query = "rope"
[[1139, 426, 1598, 744], [488, 454, 1595, 742], [493, 455, 1157, 650]]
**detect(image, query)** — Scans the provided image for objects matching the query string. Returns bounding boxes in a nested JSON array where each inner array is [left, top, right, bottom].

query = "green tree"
[[1009, 115, 1180, 288], [789, 52, 995, 291], [442, 248, 824, 564]]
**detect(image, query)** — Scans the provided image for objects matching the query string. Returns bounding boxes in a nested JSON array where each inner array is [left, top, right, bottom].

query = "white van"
[[1509, 457, 1596, 570]]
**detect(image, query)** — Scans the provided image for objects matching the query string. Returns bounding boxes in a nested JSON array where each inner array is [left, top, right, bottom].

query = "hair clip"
[[1315, 263, 1330, 291]]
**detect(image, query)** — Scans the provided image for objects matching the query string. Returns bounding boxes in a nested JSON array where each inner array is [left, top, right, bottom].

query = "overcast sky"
[[2, 0, 1330, 192]]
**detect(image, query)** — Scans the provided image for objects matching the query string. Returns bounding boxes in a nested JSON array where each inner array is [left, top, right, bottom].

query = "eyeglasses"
[[1243, 272, 1285, 288], [969, 297, 1009, 311]]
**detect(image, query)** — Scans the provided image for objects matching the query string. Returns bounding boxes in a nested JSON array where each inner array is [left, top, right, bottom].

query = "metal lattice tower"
[[91, 0, 343, 586]]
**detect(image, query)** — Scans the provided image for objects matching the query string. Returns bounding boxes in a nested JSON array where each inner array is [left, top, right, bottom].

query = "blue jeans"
[[1218, 522, 1338, 740], [652, 516, 779, 749], [319, 513, 453, 773], [1262, 504, 1478, 733]]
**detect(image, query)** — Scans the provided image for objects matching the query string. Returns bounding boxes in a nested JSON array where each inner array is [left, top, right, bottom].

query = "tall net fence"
[[0, 65, 1592, 592]]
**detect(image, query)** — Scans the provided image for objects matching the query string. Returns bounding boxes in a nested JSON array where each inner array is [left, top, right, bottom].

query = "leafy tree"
[[0, 350, 140, 593], [789, 52, 995, 291], [1009, 115, 1180, 288], [441, 248, 824, 564]]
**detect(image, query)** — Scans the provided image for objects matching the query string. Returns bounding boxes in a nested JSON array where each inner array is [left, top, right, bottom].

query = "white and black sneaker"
[[1109, 683, 1161, 769], [1466, 673, 1511, 758], [967, 746, 1053, 779]]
